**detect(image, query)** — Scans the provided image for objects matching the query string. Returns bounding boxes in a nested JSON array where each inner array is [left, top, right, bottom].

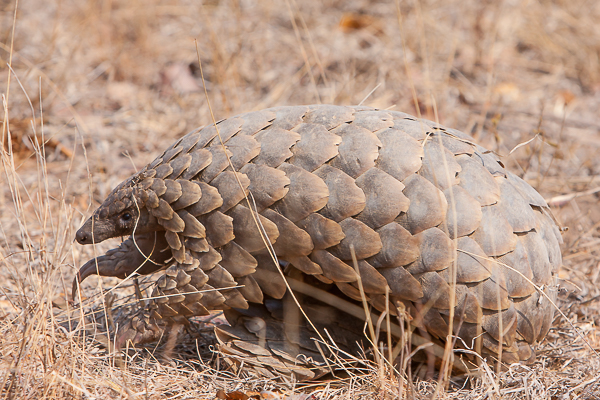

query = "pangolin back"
[[75, 104, 561, 379]]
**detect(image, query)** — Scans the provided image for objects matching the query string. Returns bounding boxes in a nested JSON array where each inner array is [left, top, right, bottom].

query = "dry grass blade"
[[349, 244, 382, 367], [508, 134, 540, 156], [546, 186, 600, 207]]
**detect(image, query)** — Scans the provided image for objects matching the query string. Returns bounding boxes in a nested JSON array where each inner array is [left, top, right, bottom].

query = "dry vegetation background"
[[1, 0, 600, 398]]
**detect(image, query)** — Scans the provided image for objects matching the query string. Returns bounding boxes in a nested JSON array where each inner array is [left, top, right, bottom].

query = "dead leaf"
[[259, 391, 281, 399], [339, 13, 375, 32], [215, 390, 250, 400], [215, 390, 227, 399]]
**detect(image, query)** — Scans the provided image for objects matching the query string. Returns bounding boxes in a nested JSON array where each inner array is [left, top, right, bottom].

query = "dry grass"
[[2, 0, 600, 398]]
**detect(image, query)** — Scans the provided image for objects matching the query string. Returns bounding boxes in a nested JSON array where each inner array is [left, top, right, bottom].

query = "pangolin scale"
[[75, 104, 561, 379]]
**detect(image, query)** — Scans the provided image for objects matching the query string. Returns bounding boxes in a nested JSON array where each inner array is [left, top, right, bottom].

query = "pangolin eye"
[[121, 212, 132, 222]]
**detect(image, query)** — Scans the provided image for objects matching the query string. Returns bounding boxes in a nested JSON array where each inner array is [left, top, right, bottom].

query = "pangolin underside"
[[75, 104, 561, 380]]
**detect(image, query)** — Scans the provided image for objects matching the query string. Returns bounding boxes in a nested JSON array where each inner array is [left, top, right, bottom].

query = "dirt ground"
[[1, 0, 600, 398]]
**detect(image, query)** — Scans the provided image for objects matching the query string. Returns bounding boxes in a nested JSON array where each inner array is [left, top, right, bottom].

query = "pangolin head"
[[76, 171, 160, 245]]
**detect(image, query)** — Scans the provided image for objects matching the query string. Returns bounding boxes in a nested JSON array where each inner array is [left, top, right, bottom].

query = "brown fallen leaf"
[[215, 390, 250, 400], [339, 13, 375, 32]]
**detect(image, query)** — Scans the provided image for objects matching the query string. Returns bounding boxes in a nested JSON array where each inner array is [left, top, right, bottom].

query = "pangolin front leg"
[[73, 229, 219, 347], [72, 232, 171, 300]]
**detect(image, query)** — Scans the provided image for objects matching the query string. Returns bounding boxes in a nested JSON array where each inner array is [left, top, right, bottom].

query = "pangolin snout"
[[75, 228, 91, 244]]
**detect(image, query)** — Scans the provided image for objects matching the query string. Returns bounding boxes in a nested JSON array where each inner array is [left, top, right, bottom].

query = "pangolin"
[[74, 104, 561, 379]]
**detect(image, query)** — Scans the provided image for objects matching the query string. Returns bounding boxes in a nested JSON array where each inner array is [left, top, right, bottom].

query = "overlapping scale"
[[400, 174, 448, 234], [420, 139, 461, 190], [355, 168, 409, 229], [329, 124, 382, 178], [253, 128, 301, 167], [375, 128, 423, 182], [313, 165, 365, 222], [240, 164, 290, 211], [289, 123, 341, 171]]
